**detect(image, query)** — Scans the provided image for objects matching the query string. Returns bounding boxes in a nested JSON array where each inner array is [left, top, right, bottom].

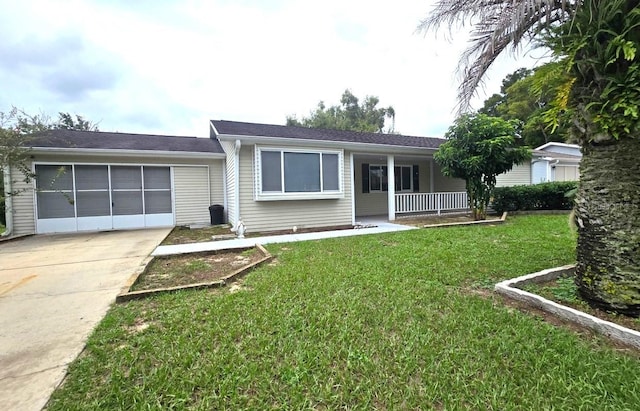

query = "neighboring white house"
[[496, 142, 581, 187], [3, 121, 469, 236]]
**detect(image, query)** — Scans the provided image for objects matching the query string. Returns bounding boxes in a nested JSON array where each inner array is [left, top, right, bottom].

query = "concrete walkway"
[[153, 222, 416, 256], [0, 228, 171, 411]]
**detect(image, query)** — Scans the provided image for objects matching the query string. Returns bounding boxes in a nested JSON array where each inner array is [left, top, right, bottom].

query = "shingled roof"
[[29, 129, 224, 154], [211, 120, 445, 149]]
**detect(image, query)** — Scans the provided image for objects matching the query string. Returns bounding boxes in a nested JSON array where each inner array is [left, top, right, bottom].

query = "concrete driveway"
[[0, 228, 171, 411]]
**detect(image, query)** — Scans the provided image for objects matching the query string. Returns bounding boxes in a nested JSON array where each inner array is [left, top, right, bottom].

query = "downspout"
[[233, 139, 241, 229], [549, 159, 560, 182], [2, 166, 13, 237]]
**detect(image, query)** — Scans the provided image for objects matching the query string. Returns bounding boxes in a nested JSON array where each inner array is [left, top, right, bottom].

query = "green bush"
[[492, 181, 577, 213]]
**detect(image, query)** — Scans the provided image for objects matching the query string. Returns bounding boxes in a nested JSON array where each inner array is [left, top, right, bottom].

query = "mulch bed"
[[131, 248, 263, 292]]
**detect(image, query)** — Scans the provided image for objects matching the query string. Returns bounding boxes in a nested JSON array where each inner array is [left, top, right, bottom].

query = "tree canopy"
[[286, 90, 395, 133], [479, 64, 571, 147], [56, 112, 99, 131], [434, 113, 531, 220]]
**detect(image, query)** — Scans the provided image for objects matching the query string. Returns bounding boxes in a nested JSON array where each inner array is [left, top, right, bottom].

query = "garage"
[[35, 163, 174, 233]]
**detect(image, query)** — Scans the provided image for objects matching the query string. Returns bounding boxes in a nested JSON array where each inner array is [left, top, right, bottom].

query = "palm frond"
[[418, 0, 577, 113]]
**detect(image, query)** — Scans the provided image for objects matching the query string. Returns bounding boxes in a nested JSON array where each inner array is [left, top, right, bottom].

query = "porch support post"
[[387, 155, 395, 221], [430, 159, 435, 192]]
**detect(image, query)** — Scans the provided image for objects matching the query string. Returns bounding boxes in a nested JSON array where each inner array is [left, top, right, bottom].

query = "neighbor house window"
[[362, 164, 419, 193], [256, 147, 343, 200]]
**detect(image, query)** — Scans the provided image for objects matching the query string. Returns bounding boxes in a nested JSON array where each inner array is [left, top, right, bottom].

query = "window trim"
[[367, 164, 414, 193], [368, 164, 388, 193], [395, 165, 414, 193], [254, 146, 344, 201]]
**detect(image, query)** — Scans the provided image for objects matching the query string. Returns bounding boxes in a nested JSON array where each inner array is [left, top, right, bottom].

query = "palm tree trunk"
[[575, 136, 640, 316]]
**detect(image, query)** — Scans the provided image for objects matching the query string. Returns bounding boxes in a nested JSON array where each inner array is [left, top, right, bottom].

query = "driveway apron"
[[0, 228, 171, 411]]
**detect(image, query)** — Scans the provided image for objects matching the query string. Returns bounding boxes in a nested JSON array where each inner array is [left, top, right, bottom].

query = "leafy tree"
[[0, 108, 43, 225], [480, 64, 571, 147], [421, 0, 640, 316], [56, 112, 99, 131], [479, 68, 532, 117], [434, 114, 531, 220], [286, 89, 395, 133]]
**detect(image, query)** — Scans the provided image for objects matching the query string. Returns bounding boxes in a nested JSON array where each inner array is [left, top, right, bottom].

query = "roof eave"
[[28, 147, 226, 159], [214, 133, 439, 154]]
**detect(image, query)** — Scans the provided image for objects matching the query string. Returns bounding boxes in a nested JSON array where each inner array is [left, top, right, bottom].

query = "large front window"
[[256, 147, 343, 200]]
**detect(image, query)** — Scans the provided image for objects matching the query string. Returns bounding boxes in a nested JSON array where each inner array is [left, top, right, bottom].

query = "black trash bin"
[[208, 204, 225, 225]]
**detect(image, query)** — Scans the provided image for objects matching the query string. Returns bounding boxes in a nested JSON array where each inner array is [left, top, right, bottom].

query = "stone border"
[[422, 212, 507, 228], [116, 244, 273, 303], [495, 265, 640, 350]]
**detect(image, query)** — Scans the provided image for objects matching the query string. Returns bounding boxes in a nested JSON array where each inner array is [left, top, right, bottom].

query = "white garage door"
[[35, 164, 174, 234]]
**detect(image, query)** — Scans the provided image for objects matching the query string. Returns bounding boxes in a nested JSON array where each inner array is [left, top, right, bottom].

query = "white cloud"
[[0, 0, 545, 138]]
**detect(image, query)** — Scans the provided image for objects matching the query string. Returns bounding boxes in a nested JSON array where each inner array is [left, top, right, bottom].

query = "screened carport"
[[35, 163, 173, 233]]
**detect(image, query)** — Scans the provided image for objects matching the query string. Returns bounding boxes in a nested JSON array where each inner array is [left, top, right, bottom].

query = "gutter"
[[2, 166, 13, 237], [216, 134, 440, 155], [29, 147, 227, 159]]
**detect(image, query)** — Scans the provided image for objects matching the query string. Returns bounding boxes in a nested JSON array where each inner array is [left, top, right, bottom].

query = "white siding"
[[220, 140, 236, 225], [237, 145, 353, 232], [433, 166, 466, 191], [496, 163, 532, 187], [8, 166, 35, 236], [553, 165, 580, 182], [174, 166, 211, 225]]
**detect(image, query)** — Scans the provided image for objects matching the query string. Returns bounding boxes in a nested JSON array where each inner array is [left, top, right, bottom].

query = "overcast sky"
[[0, 0, 547, 138]]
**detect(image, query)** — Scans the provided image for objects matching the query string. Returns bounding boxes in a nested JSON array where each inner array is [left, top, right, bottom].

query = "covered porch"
[[352, 153, 469, 222]]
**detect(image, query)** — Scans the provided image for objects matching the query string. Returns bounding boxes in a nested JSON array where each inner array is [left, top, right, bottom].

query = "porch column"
[[387, 155, 395, 221], [430, 159, 435, 192]]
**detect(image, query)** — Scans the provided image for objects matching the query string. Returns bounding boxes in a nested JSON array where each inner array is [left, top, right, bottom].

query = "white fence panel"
[[395, 192, 469, 215]]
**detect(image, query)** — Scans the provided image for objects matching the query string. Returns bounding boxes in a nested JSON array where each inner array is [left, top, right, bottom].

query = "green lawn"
[[48, 215, 640, 410]]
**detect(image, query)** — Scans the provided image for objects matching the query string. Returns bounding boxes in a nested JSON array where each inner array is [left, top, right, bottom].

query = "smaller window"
[[395, 165, 413, 192], [369, 165, 388, 192]]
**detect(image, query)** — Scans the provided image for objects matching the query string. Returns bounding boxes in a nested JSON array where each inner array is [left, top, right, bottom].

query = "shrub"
[[492, 181, 577, 213]]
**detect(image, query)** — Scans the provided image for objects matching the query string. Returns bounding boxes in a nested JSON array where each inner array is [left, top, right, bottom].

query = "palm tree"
[[420, 0, 640, 316]]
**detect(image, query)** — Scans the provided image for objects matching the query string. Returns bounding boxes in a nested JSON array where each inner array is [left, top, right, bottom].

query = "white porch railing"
[[395, 192, 469, 215]]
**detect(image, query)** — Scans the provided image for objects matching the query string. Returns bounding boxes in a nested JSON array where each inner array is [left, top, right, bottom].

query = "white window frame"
[[369, 164, 388, 193], [254, 146, 344, 201], [395, 165, 413, 193]]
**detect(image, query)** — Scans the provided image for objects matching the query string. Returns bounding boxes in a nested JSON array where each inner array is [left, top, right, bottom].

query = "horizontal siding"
[[174, 166, 211, 225], [209, 160, 225, 209], [8, 166, 35, 236], [554, 165, 580, 182], [220, 141, 236, 225], [496, 163, 531, 187], [433, 165, 466, 192], [238, 145, 352, 232]]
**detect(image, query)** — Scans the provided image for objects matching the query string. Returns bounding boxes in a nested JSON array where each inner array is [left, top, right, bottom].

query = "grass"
[[47, 215, 640, 410]]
